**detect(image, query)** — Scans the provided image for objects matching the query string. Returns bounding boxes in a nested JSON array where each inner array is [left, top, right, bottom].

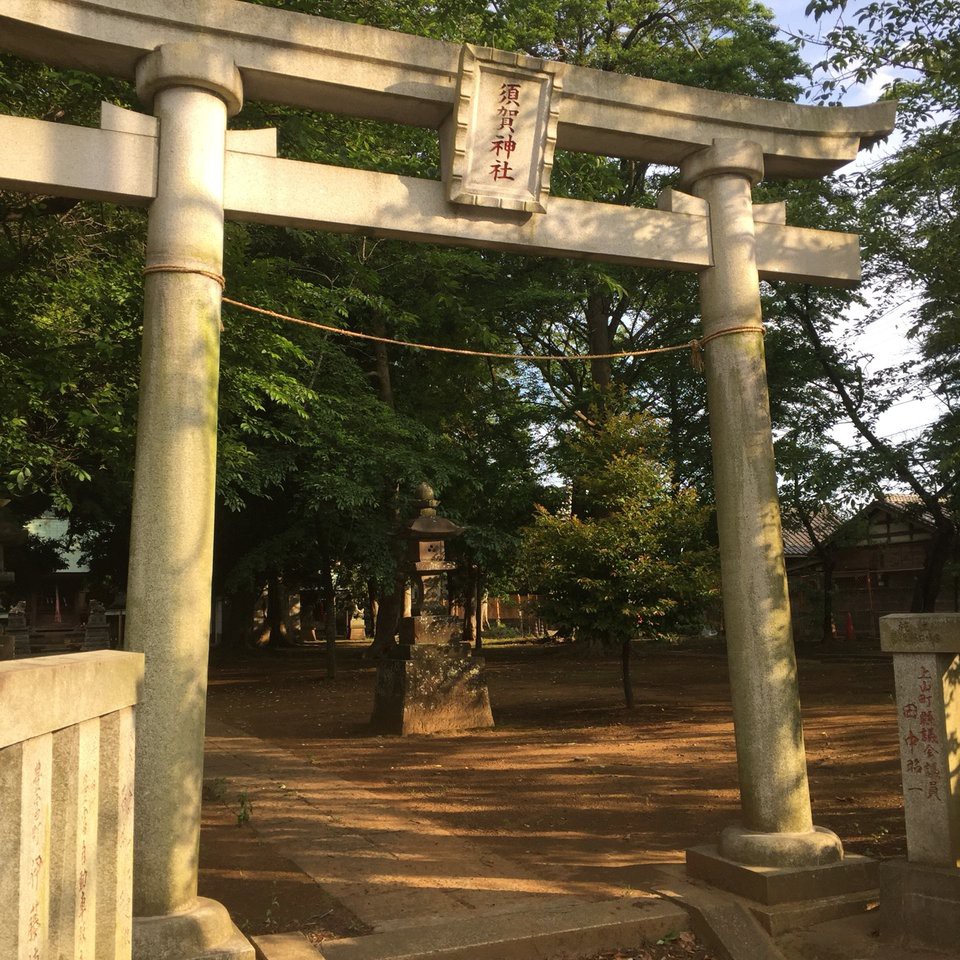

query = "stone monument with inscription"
[[0, 606, 12, 661], [7, 600, 31, 657], [83, 599, 112, 651], [878, 613, 960, 953], [371, 484, 494, 735]]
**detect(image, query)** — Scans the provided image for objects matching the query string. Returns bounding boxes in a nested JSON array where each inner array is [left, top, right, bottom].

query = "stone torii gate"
[[0, 1, 895, 957]]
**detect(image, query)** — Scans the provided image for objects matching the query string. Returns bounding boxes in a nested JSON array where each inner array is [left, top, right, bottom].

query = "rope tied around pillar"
[[143, 264, 227, 290], [135, 284, 765, 371], [220, 295, 708, 367], [690, 324, 765, 372]]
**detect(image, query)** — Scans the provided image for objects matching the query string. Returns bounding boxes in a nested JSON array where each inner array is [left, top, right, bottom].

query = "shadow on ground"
[[199, 642, 904, 940]]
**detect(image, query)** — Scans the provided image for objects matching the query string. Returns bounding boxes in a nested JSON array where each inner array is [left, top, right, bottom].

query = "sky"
[[763, 0, 943, 448]]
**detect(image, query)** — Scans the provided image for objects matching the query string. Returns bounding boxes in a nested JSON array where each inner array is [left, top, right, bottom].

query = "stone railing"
[[0, 650, 144, 959]]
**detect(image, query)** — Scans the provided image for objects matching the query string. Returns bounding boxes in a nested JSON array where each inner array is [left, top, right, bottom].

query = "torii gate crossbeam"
[[0, 0, 893, 176]]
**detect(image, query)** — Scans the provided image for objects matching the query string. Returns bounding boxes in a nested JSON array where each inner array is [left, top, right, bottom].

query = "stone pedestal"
[[133, 897, 252, 960], [685, 845, 878, 934], [878, 613, 960, 953], [372, 643, 493, 736], [879, 860, 960, 953]]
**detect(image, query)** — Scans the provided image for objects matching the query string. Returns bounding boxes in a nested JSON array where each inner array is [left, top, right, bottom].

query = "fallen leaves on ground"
[[591, 931, 716, 960]]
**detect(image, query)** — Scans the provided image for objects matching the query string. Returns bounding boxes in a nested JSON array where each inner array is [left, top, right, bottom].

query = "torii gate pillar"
[[123, 44, 253, 960], [682, 140, 842, 868]]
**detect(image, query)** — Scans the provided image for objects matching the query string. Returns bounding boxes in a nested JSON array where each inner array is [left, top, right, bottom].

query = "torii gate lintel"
[[0, 104, 862, 285]]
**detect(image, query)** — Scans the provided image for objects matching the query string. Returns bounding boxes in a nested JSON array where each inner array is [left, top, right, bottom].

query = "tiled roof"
[[782, 511, 840, 556], [782, 493, 940, 557], [877, 493, 937, 527]]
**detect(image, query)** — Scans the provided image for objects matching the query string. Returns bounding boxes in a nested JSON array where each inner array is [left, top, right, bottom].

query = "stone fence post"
[[879, 613, 960, 953], [0, 651, 143, 959]]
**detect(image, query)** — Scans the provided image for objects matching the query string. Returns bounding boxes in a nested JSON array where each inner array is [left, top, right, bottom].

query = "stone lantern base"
[[371, 642, 494, 736]]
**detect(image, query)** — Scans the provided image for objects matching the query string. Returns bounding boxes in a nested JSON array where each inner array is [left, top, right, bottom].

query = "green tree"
[[801, 0, 960, 608], [0, 0, 853, 654], [520, 412, 717, 706]]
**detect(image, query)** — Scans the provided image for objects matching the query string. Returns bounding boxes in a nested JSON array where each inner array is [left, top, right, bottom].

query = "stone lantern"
[[371, 483, 494, 735]]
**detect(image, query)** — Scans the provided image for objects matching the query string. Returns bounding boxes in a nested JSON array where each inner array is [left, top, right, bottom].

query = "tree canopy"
[[0, 0, 954, 642]]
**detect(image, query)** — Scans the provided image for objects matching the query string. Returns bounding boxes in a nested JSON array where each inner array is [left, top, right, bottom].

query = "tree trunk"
[[222, 587, 259, 648], [586, 291, 612, 399], [474, 573, 484, 654], [372, 320, 394, 408], [366, 579, 379, 637], [300, 588, 318, 644], [621, 638, 634, 709], [368, 329, 404, 655], [822, 557, 836, 643], [911, 522, 956, 612], [367, 579, 402, 657], [666, 367, 683, 470], [266, 572, 287, 646], [463, 568, 477, 646], [321, 561, 337, 679], [282, 588, 299, 640]]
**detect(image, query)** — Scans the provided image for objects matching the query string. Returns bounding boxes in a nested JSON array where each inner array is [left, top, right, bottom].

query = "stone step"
[[369, 894, 552, 935], [748, 888, 879, 937], [253, 898, 689, 960], [652, 861, 879, 939]]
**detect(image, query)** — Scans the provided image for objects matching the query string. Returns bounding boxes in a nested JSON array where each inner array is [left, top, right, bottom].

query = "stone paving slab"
[[203, 719, 606, 933], [252, 932, 317, 960], [313, 899, 689, 960]]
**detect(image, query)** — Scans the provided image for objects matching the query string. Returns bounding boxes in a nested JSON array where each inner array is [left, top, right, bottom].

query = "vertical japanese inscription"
[[890, 650, 959, 865], [880, 616, 960, 866], [20, 733, 52, 960], [490, 81, 521, 183], [445, 45, 564, 213], [901, 664, 943, 802]]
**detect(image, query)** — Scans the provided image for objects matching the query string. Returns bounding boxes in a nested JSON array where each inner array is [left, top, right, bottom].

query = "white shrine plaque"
[[445, 44, 564, 214]]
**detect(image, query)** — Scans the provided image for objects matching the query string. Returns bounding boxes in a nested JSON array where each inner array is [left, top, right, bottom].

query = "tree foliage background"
[[0, 0, 955, 646]]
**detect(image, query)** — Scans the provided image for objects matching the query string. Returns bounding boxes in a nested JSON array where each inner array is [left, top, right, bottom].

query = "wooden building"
[[785, 494, 959, 644]]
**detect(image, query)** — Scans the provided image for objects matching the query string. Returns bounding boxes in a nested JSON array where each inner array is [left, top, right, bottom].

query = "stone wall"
[[0, 650, 143, 958]]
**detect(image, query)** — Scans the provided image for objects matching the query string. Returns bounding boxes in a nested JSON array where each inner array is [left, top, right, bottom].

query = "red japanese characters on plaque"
[[489, 81, 521, 183], [900, 664, 943, 802], [445, 44, 564, 213]]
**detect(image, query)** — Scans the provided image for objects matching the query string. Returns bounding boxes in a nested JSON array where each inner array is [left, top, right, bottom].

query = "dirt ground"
[[198, 640, 904, 943]]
